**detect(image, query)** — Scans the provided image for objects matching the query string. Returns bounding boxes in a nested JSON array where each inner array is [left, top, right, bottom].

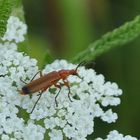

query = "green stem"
[[72, 15, 140, 63]]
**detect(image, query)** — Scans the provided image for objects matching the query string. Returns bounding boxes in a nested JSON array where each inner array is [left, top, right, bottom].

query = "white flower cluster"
[[0, 43, 45, 140], [0, 42, 38, 87], [96, 130, 138, 140], [1, 16, 27, 43], [0, 42, 122, 139]]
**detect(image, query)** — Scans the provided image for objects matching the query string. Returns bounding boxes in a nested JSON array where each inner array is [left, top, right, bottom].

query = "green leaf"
[[0, 0, 15, 37], [72, 15, 140, 63]]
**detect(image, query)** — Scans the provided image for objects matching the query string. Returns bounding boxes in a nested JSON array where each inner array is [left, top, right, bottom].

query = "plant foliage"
[[72, 16, 140, 63]]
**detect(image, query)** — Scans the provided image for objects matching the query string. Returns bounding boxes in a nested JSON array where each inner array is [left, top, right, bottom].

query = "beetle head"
[[70, 61, 86, 79]]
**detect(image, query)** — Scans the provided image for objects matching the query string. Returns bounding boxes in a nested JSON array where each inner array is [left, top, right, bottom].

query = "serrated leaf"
[[0, 0, 14, 37], [72, 15, 140, 63]]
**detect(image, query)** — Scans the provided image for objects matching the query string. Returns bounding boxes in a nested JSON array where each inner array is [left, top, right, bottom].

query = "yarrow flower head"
[[0, 44, 123, 139], [1, 16, 27, 43]]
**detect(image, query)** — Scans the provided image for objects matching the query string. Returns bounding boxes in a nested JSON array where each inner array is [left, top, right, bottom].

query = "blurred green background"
[[23, 0, 140, 139]]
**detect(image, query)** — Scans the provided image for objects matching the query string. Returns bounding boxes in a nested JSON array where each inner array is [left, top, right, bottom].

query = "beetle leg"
[[30, 70, 43, 82], [63, 80, 73, 102], [20, 78, 28, 84], [30, 88, 46, 114], [30, 91, 43, 114], [54, 84, 61, 107], [20, 71, 43, 85]]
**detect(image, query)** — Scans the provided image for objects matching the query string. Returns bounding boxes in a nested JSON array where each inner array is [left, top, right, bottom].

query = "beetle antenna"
[[75, 61, 86, 72], [75, 61, 96, 72]]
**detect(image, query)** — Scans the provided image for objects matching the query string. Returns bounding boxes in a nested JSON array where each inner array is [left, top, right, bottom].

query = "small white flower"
[[101, 109, 118, 123], [63, 125, 76, 139], [96, 138, 103, 140], [49, 129, 63, 140], [101, 96, 121, 106], [44, 117, 57, 129], [22, 122, 45, 140], [57, 109, 66, 117], [96, 130, 138, 140]]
